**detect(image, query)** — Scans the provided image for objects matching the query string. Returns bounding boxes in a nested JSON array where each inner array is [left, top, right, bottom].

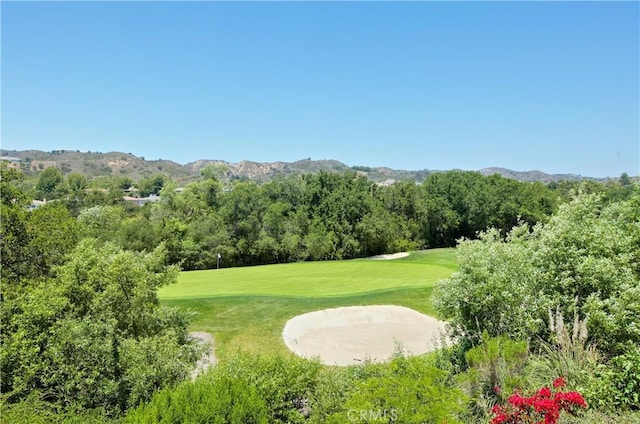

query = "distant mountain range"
[[1, 149, 607, 185]]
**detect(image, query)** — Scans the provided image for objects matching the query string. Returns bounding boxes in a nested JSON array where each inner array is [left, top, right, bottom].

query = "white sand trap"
[[282, 305, 447, 366], [369, 252, 410, 260]]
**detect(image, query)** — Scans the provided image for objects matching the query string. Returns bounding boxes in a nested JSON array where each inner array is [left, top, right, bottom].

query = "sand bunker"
[[369, 252, 410, 260], [282, 305, 447, 366]]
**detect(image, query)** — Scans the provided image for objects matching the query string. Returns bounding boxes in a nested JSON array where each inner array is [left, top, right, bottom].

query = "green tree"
[[219, 181, 267, 265], [77, 205, 124, 243], [0, 166, 36, 285], [138, 174, 167, 197], [36, 166, 64, 198], [1, 167, 79, 288], [66, 172, 89, 193], [619, 172, 631, 186], [26, 202, 80, 274], [1, 240, 200, 414]]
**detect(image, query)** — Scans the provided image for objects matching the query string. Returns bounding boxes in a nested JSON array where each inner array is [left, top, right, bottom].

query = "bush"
[[585, 344, 640, 411], [1, 240, 200, 415], [456, 333, 529, 421], [222, 352, 322, 424], [434, 192, 640, 357], [321, 353, 467, 424], [306, 366, 355, 424], [433, 225, 546, 344], [124, 372, 269, 424], [0, 393, 115, 424], [125, 351, 322, 424]]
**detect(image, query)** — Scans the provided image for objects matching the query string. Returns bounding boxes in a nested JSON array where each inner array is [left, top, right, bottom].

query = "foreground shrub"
[[124, 372, 269, 424], [126, 352, 322, 424], [456, 333, 529, 420], [1, 240, 200, 415], [433, 225, 545, 344], [223, 352, 322, 424], [559, 409, 640, 424], [583, 344, 640, 411], [434, 192, 640, 358], [0, 392, 115, 424], [320, 353, 467, 424]]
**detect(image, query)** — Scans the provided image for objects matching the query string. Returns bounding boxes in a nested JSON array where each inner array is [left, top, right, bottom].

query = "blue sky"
[[2, 2, 638, 178]]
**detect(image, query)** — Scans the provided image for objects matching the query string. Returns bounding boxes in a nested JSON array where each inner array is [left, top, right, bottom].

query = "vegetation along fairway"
[[159, 249, 457, 360]]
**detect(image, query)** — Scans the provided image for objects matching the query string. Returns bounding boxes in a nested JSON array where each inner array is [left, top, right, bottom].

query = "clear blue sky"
[[2, 1, 638, 178]]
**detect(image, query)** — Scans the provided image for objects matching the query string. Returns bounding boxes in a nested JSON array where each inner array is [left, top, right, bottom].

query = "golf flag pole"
[[217, 253, 221, 270]]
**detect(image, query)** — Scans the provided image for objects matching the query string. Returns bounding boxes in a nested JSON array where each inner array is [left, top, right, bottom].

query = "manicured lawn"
[[158, 248, 456, 299], [159, 249, 457, 360]]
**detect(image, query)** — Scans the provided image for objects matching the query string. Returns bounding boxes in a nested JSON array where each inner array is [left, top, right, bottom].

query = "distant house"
[[27, 199, 47, 211], [122, 194, 161, 206], [377, 179, 396, 187]]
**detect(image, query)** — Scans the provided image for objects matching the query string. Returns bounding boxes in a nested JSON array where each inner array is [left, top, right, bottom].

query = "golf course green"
[[159, 248, 457, 359]]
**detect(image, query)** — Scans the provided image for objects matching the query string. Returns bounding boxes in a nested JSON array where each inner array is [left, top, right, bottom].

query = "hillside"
[[1, 149, 603, 184]]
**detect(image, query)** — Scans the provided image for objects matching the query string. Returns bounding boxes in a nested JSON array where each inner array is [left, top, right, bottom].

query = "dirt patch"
[[189, 331, 216, 379]]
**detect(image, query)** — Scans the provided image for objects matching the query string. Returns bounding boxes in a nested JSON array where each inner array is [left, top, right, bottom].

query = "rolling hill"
[[1, 149, 604, 184]]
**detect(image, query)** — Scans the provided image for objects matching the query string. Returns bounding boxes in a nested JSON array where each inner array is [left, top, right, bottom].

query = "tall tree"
[[35, 166, 64, 198]]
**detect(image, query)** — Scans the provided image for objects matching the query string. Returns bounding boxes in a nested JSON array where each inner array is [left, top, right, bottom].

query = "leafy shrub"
[[584, 344, 640, 411], [124, 371, 268, 424], [306, 366, 356, 424], [559, 410, 640, 424], [456, 333, 529, 420], [222, 352, 322, 424], [321, 353, 467, 424], [433, 225, 546, 344], [1, 240, 200, 415], [0, 392, 115, 424], [126, 351, 322, 424], [434, 192, 640, 358]]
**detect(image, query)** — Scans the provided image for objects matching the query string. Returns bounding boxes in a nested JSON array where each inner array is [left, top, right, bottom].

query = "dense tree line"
[[9, 162, 635, 274], [29, 166, 564, 270]]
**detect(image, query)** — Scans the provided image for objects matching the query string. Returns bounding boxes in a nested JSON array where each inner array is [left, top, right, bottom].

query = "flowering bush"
[[489, 378, 587, 424]]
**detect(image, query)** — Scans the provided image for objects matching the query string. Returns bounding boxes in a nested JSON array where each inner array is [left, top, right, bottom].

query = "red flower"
[[488, 378, 587, 424], [533, 398, 557, 413], [561, 391, 587, 408], [490, 412, 507, 424], [508, 393, 527, 408], [544, 410, 560, 424], [536, 386, 552, 398]]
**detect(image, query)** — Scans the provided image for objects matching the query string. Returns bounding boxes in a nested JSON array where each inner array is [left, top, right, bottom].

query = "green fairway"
[[159, 248, 456, 299], [158, 248, 457, 359]]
